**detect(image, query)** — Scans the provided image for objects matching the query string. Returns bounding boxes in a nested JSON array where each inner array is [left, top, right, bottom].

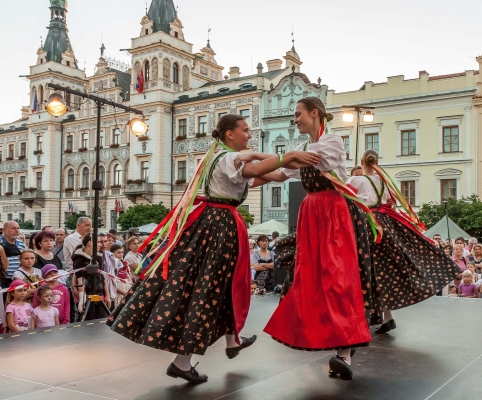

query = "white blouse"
[[282, 134, 348, 182], [204, 151, 254, 200], [347, 174, 391, 208]]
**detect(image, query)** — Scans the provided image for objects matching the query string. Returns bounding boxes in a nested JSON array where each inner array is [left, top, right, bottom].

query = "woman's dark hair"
[[257, 234, 269, 245], [350, 166, 362, 176], [35, 231, 55, 250], [110, 244, 123, 253], [75, 233, 93, 251], [28, 231, 39, 250], [297, 97, 334, 123], [362, 150, 379, 167], [212, 114, 245, 141], [37, 284, 53, 299]]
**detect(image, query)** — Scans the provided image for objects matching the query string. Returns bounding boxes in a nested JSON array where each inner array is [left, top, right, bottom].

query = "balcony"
[[0, 194, 20, 202], [19, 189, 45, 208], [124, 181, 154, 203]]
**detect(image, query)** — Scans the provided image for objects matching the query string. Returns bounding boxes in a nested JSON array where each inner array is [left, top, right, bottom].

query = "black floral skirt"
[[371, 211, 460, 310], [106, 206, 239, 356]]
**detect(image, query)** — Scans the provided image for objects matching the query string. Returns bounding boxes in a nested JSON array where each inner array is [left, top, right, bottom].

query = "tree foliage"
[[17, 220, 34, 230], [237, 206, 255, 226], [117, 202, 170, 231], [418, 195, 482, 238], [65, 213, 89, 230]]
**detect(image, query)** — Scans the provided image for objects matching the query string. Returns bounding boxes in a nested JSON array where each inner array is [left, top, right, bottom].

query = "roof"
[[148, 0, 177, 34], [429, 71, 479, 80], [423, 216, 471, 240], [200, 68, 288, 88], [173, 86, 258, 105], [110, 68, 131, 101], [0, 126, 28, 135]]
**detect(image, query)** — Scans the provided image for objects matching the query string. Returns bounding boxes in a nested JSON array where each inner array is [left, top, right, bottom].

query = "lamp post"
[[342, 105, 375, 165], [46, 83, 147, 273]]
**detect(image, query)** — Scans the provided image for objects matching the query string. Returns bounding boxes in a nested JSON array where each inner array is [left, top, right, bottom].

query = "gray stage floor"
[[0, 296, 481, 400]]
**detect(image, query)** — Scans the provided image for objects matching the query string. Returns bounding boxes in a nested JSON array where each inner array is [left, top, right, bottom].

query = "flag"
[[114, 199, 119, 213], [119, 199, 124, 212], [31, 91, 38, 113], [136, 69, 144, 93]]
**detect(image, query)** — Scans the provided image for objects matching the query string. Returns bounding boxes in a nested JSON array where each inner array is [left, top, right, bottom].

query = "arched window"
[[65, 90, 71, 107], [67, 169, 74, 189], [99, 166, 105, 187], [173, 63, 179, 84], [182, 65, 190, 87], [125, 161, 129, 182], [163, 59, 171, 80], [82, 167, 89, 188], [38, 85, 44, 104], [113, 164, 121, 186], [145, 61, 150, 82]]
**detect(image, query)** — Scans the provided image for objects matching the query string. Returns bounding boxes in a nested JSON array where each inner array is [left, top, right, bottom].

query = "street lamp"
[[46, 83, 147, 292], [342, 105, 375, 165]]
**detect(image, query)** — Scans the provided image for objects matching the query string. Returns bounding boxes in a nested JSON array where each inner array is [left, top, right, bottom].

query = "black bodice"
[[300, 166, 335, 193]]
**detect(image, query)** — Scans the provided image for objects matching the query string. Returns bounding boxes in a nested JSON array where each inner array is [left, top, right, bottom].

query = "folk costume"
[[264, 124, 383, 352], [347, 171, 461, 312], [107, 143, 253, 358]]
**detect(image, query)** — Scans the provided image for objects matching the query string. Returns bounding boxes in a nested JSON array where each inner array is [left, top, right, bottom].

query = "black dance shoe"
[[329, 356, 353, 381], [166, 362, 208, 384], [226, 335, 257, 359], [375, 319, 397, 335]]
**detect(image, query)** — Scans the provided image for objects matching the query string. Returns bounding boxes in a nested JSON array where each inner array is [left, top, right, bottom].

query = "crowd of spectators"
[[0, 219, 148, 333]]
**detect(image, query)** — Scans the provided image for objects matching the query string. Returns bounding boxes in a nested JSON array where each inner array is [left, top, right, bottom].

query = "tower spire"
[[147, 0, 176, 34], [207, 25, 211, 48], [292, 27, 295, 51]]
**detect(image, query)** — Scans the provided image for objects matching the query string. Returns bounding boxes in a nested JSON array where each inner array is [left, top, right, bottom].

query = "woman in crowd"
[[452, 244, 469, 288], [259, 97, 382, 381], [28, 232, 39, 251], [107, 114, 320, 384], [33, 231, 63, 272], [346, 150, 460, 334], [250, 234, 275, 295], [444, 245, 453, 258], [123, 237, 142, 276], [469, 243, 482, 274]]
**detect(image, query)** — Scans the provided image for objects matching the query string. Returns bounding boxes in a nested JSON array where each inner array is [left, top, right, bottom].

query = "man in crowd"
[[98, 232, 117, 311], [433, 234, 444, 247], [42, 226, 54, 232], [269, 231, 280, 251], [53, 228, 68, 269], [0, 221, 26, 285], [466, 237, 478, 253], [109, 228, 123, 246]]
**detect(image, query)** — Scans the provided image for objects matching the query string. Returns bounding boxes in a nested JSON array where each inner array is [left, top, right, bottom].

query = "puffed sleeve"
[[308, 135, 346, 173], [218, 152, 254, 185], [281, 142, 304, 180]]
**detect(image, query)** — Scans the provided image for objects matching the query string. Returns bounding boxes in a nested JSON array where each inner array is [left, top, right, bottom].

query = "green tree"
[[117, 202, 170, 231], [65, 213, 89, 230], [237, 206, 255, 226], [17, 219, 34, 230], [418, 195, 482, 238]]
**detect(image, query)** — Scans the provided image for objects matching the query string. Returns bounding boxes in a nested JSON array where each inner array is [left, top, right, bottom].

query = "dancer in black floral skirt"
[[107, 114, 321, 383], [347, 150, 461, 334]]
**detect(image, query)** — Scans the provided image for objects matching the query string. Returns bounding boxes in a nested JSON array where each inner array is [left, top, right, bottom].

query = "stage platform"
[[1, 296, 481, 400]]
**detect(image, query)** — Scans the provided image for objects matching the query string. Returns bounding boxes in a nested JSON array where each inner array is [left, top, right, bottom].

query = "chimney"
[[229, 66, 241, 79], [266, 59, 283, 72], [257, 63, 263, 76]]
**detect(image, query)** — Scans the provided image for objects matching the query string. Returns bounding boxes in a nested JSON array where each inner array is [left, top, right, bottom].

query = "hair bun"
[[212, 129, 219, 139], [326, 112, 334, 123]]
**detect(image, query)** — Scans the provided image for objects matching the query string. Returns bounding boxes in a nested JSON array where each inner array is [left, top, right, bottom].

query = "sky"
[[1, 0, 481, 124]]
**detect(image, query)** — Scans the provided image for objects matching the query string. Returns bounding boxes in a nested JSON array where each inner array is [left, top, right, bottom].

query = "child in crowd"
[[448, 284, 458, 297], [458, 270, 478, 298], [110, 244, 132, 306], [5, 280, 33, 332], [31, 285, 59, 329], [12, 250, 42, 302], [33, 264, 70, 325]]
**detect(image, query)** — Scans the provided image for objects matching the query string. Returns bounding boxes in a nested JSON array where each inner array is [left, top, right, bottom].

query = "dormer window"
[[175, 32, 179, 38], [145, 29, 149, 35], [66, 61, 70, 67], [40, 59, 43, 64]]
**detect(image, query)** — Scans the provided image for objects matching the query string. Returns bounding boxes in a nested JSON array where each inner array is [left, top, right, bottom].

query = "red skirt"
[[264, 190, 372, 349]]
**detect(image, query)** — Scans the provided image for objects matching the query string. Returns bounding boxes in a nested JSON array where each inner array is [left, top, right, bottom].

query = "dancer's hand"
[[286, 151, 321, 169], [234, 152, 276, 170]]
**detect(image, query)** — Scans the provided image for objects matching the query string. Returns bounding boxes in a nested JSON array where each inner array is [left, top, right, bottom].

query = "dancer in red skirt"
[[259, 97, 381, 380], [347, 150, 461, 334]]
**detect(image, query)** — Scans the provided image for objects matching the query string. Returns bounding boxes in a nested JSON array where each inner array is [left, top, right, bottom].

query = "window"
[[0, 148, 2, 161], [81, 132, 88, 148], [0, 178, 3, 195], [7, 213, 12, 221], [20, 176, 26, 192], [178, 119, 187, 137], [110, 210, 118, 230], [342, 136, 350, 159], [37, 136, 43, 151], [65, 91, 71, 106], [218, 112, 227, 121], [198, 116, 207, 134], [178, 161, 186, 181], [113, 129, 120, 145], [401, 130, 416, 155], [36, 172, 42, 189], [20, 143, 26, 157], [82, 167, 89, 188], [113, 164, 121, 186], [443, 126, 459, 153], [365, 133, 379, 152], [275, 145, 286, 154], [401, 181, 416, 205], [8, 177, 13, 193], [8, 144, 14, 159], [34, 212, 41, 230], [240, 109, 250, 125], [38, 86, 44, 103], [67, 169, 74, 188], [99, 166, 105, 187], [66, 135, 73, 151], [272, 187, 282, 207], [141, 161, 149, 182], [66, 61, 71, 67], [145, 61, 150, 82], [145, 29, 149, 35], [99, 131, 104, 147], [174, 31, 179, 38], [173, 63, 179, 84], [19, 213, 25, 224], [441, 179, 457, 200]]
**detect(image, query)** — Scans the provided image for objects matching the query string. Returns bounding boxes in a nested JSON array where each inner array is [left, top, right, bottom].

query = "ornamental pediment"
[[435, 168, 462, 177]]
